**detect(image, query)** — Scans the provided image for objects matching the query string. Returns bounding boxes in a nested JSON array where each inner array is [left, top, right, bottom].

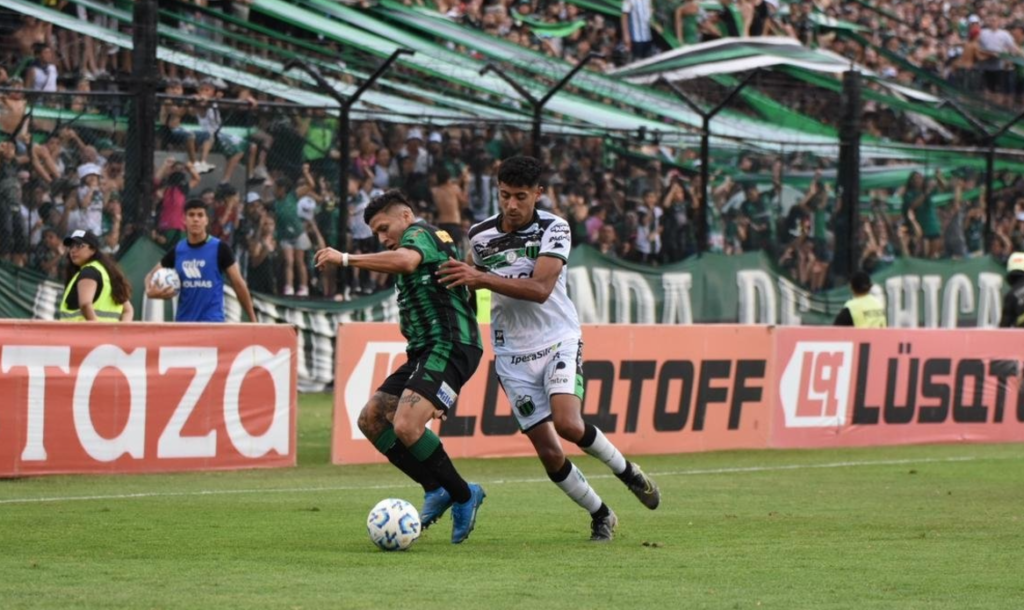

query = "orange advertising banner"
[[0, 322, 297, 476], [771, 327, 1024, 448], [332, 324, 773, 464]]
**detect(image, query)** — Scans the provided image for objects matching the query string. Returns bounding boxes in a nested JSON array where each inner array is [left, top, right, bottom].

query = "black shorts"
[[378, 342, 482, 412], [983, 69, 1006, 93]]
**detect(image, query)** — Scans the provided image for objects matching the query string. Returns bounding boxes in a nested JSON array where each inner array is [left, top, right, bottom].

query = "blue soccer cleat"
[[420, 487, 453, 530], [450, 483, 485, 544]]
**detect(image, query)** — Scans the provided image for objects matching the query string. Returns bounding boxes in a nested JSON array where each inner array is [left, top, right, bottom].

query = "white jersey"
[[469, 210, 579, 355]]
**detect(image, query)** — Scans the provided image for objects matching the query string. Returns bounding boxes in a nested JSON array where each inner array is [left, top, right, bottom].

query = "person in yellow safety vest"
[[834, 271, 886, 328], [475, 288, 492, 324], [59, 229, 134, 322], [999, 251, 1024, 328]]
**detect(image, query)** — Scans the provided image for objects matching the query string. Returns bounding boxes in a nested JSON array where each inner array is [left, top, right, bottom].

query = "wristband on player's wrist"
[[342, 252, 350, 267]]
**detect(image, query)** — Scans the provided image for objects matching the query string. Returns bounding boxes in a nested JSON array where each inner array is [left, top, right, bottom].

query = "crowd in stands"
[[1, 0, 1023, 300]]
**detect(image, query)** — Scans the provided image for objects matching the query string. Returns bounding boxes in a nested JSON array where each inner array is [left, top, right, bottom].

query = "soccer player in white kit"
[[439, 156, 660, 541]]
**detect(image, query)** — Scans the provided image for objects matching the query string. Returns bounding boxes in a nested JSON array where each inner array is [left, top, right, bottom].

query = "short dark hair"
[[184, 199, 209, 215], [497, 155, 543, 188], [275, 176, 293, 192], [364, 189, 412, 224], [850, 271, 872, 294], [215, 183, 238, 200]]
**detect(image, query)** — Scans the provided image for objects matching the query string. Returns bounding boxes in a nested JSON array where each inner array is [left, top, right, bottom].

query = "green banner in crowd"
[[1, 243, 1008, 391], [514, 14, 587, 38], [565, 246, 1007, 328]]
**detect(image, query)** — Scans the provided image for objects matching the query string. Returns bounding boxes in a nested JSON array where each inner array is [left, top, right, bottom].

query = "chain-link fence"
[[3, 80, 1021, 301], [0, 88, 135, 281]]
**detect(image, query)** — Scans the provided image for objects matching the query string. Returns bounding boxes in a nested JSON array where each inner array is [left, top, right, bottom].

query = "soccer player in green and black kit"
[[314, 190, 485, 544]]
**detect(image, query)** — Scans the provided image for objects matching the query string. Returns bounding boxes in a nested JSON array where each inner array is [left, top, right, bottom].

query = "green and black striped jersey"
[[396, 221, 482, 351]]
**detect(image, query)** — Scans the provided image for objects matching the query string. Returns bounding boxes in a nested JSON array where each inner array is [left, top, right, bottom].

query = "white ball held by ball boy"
[[150, 268, 181, 296]]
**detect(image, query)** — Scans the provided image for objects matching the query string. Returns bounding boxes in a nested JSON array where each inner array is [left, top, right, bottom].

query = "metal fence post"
[[481, 54, 602, 157], [285, 49, 412, 250], [837, 70, 862, 279], [660, 70, 760, 254], [128, 0, 158, 229]]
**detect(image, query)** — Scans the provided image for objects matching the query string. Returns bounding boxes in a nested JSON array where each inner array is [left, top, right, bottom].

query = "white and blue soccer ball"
[[150, 267, 181, 296], [366, 498, 421, 551]]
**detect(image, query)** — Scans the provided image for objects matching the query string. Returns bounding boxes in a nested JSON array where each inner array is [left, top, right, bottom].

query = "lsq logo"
[[780, 342, 854, 428]]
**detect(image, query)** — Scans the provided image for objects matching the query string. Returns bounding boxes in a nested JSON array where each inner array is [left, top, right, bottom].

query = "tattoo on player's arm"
[[398, 394, 422, 407]]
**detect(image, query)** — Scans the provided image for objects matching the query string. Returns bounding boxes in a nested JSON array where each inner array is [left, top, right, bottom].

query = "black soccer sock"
[[590, 503, 611, 520], [615, 461, 638, 482], [374, 427, 442, 492], [408, 431, 471, 504]]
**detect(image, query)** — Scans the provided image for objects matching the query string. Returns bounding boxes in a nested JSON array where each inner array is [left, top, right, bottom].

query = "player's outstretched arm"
[[438, 256, 561, 304], [314, 247, 422, 276]]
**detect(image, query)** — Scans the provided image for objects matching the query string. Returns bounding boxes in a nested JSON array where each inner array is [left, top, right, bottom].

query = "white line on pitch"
[[0, 455, 987, 506]]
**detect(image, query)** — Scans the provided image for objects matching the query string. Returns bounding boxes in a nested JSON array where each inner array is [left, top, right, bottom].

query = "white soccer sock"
[[550, 459, 603, 514], [579, 424, 628, 475]]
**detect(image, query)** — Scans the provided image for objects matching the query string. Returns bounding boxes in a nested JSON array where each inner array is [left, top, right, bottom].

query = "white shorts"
[[495, 338, 584, 432], [279, 232, 311, 251]]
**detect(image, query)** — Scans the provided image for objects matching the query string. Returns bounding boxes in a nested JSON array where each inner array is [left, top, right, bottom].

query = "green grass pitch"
[[2, 393, 1024, 609]]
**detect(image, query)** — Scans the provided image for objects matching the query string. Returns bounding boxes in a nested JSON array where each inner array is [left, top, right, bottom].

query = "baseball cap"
[[428, 131, 444, 144], [198, 77, 227, 90], [77, 163, 102, 180], [246, 191, 261, 204], [1007, 252, 1024, 274], [406, 128, 424, 142], [967, 14, 980, 24], [63, 229, 100, 249]]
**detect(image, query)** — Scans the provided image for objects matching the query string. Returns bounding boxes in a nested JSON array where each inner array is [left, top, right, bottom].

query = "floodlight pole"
[[285, 49, 413, 248], [480, 53, 603, 157], [939, 100, 1024, 251], [659, 70, 760, 255]]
